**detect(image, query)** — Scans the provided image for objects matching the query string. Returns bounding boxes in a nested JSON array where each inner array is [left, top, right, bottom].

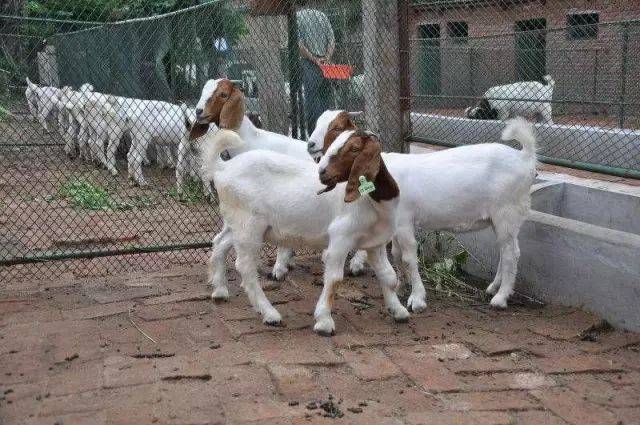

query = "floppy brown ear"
[[219, 86, 245, 130], [344, 136, 381, 203], [189, 122, 210, 140]]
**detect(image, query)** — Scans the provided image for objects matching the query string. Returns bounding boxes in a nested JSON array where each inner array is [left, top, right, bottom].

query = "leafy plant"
[[58, 178, 155, 210], [415, 231, 483, 302]]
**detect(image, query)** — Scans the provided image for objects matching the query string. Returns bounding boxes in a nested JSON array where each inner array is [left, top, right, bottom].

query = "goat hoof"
[[485, 284, 499, 295], [262, 309, 282, 325], [211, 287, 230, 301], [268, 268, 288, 282], [490, 294, 508, 309], [407, 295, 427, 313], [392, 307, 411, 323], [313, 317, 336, 336]]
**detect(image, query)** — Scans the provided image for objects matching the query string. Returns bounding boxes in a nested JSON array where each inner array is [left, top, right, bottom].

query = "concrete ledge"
[[410, 113, 640, 170], [450, 176, 640, 332]]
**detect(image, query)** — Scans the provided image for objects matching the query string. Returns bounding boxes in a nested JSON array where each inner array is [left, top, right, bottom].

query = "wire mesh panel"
[[409, 0, 640, 177], [0, 0, 383, 282]]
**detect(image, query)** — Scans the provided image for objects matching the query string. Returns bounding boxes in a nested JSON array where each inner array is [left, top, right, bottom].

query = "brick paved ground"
[[1, 257, 640, 425]]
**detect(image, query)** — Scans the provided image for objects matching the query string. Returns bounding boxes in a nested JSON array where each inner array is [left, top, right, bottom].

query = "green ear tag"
[[358, 175, 375, 196]]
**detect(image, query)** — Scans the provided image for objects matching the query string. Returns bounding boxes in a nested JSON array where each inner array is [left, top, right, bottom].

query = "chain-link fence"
[[409, 0, 640, 177], [1, 0, 401, 282], [1, 0, 639, 282]]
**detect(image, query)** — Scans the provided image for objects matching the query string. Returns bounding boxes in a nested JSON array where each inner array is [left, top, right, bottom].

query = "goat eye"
[[351, 147, 359, 153], [220, 93, 228, 99]]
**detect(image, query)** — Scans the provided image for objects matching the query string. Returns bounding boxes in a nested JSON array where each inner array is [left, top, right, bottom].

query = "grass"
[[416, 231, 485, 302], [58, 179, 154, 211], [167, 178, 207, 204]]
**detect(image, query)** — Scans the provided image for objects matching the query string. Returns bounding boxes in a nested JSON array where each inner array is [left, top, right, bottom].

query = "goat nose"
[[307, 141, 316, 152], [319, 168, 326, 176], [195, 108, 203, 117]]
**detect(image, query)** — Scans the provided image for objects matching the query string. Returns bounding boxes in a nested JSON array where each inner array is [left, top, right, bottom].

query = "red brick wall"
[[409, 0, 640, 117]]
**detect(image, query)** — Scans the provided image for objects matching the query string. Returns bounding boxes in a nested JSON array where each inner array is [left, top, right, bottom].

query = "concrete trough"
[[410, 113, 640, 170], [447, 175, 640, 332]]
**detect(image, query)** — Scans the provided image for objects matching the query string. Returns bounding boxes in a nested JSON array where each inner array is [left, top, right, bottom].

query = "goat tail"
[[201, 129, 245, 181], [542, 74, 555, 88], [502, 117, 537, 161]]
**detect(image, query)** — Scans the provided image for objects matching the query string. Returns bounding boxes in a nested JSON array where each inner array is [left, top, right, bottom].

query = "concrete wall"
[[410, 113, 640, 170], [449, 179, 640, 331]]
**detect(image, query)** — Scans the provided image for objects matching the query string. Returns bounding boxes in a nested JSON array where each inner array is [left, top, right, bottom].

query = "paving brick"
[[103, 355, 158, 388], [445, 356, 531, 374], [461, 330, 521, 355], [244, 331, 344, 366], [340, 348, 401, 381], [431, 343, 474, 360], [331, 332, 387, 349], [157, 381, 225, 424], [223, 399, 303, 423], [0, 308, 63, 327], [536, 355, 623, 374], [0, 351, 51, 385], [513, 410, 569, 425], [141, 290, 210, 305], [405, 410, 513, 425], [612, 407, 640, 425], [267, 364, 315, 397], [529, 311, 603, 341], [62, 301, 133, 320], [460, 372, 557, 391], [531, 387, 619, 425], [46, 360, 104, 396], [566, 375, 640, 407], [133, 300, 213, 321], [386, 346, 466, 392], [439, 390, 540, 411]]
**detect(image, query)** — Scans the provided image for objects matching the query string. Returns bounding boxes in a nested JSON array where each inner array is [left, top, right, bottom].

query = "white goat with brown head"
[[196, 82, 408, 334], [190, 78, 314, 282], [308, 110, 538, 310]]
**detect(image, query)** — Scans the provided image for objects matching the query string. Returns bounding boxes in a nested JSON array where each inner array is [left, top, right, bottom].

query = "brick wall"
[[410, 0, 640, 118]]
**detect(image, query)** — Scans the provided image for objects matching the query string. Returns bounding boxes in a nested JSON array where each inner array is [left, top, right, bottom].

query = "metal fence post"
[[287, 5, 301, 139], [618, 22, 629, 128], [362, 0, 403, 152], [398, 0, 411, 152]]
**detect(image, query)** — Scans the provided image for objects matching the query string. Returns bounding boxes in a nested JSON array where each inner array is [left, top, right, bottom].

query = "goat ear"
[[189, 122, 210, 140], [219, 86, 245, 130], [344, 137, 381, 203]]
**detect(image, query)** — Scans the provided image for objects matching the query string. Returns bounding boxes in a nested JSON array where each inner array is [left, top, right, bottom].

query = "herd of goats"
[[24, 78, 217, 196], [23, 76, 542, 335]]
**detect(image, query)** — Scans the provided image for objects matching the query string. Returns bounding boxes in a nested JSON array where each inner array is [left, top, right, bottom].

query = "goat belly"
[[263, 227, 328, 250]]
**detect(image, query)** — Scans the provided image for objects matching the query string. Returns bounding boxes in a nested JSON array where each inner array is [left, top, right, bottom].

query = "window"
[[567, 12, 599, 40], [447, 21, 468, 43]]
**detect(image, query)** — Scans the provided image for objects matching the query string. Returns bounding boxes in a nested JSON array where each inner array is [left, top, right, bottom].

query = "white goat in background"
[[25, 78, 62, 132], [466, 75, 555, 124]]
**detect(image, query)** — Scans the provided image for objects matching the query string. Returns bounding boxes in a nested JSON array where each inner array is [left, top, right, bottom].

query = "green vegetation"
[[58, 178, 155, 211], [416, 231, 484, 302], [167, 177, 207, 204]]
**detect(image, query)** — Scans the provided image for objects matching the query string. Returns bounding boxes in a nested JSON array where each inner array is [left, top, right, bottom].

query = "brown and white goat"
[[198, 94, 408, 333]]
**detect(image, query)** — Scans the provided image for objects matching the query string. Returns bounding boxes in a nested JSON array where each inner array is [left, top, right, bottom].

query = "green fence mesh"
[[1, 0, 639, 283]]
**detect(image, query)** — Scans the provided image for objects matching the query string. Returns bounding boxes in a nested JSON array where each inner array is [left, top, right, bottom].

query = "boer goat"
[[307, 110, 538, 309]]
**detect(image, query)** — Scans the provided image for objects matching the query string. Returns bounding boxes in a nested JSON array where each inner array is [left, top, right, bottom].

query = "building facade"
[[410, 0, 640, 118]]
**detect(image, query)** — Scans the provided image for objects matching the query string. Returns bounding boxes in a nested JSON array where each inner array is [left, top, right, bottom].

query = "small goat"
[[466, 75, 554, 124], [195, 83, 408, 334], [25, 78, 62, 132], [191, 79, 319, 281], [58, 84, 94, 158], [308, 111, 537, 309]]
